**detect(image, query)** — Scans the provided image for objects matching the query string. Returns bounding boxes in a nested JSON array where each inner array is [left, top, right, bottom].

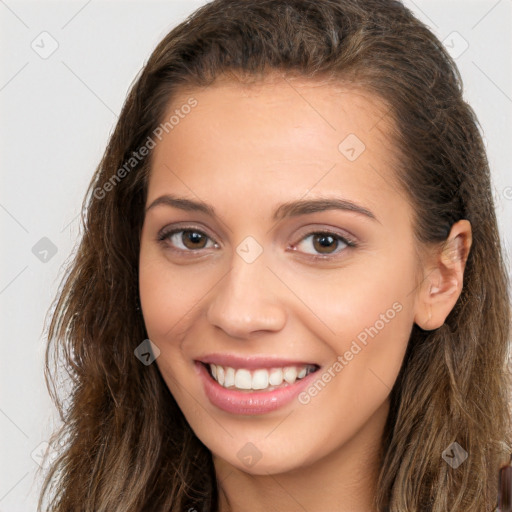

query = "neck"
[[214, 399, 389, 512]]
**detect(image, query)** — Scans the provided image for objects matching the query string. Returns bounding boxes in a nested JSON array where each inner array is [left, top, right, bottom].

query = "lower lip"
[[195, 361, 319, 415]]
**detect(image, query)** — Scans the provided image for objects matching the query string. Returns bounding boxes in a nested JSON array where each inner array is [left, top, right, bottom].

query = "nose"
[[206, 252, 287, 339]]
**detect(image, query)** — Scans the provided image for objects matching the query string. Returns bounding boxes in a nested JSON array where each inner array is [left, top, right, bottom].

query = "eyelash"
[[156, 226, 357, 260]]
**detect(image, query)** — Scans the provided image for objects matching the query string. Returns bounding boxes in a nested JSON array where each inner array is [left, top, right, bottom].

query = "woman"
[[39, 0, 512, 510]]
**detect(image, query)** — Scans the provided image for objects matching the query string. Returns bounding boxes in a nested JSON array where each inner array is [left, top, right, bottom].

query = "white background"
[[1, 0, 511, 510]]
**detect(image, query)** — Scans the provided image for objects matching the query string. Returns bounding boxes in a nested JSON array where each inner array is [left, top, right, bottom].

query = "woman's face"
[[139, 76, 424, 475]]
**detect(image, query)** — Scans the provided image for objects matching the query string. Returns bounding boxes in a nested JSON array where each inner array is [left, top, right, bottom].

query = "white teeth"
[[252, 369, 269, 390], [224, 367, 235, 388], [283, 366, 297, 384], [268, 368, 283, 386], [216, 365, 225, 386], [234, 369, 252, 390], [208, 363, 316, 391]]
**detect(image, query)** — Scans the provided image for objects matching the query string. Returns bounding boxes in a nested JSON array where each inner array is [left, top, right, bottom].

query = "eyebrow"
[[145, 194, 378, 222]]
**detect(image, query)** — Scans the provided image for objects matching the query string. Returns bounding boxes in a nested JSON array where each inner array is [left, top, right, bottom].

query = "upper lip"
[[197, 353, 320, 370]]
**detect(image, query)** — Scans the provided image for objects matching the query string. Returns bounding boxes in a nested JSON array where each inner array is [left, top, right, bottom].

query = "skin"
[[138, 73, 472, 512]]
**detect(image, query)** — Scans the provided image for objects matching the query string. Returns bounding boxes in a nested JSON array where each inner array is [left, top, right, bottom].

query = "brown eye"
[[312, 233, 339, 254], [158, 228, 217, 252], [293, 231, 353, 257], [181, 230, 208, 249]]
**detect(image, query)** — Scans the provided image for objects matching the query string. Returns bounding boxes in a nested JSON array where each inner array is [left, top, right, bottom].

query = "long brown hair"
[[39, 0, 512, 510]]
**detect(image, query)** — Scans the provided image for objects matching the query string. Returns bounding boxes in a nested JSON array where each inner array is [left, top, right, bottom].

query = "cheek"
[[288, 252, 416, 400], [293, 277, 413, 454], [139, 256, 177, 340], [138, 243, 213, 340], [283, 249, 417, 346], [138, 246, 204, 398]]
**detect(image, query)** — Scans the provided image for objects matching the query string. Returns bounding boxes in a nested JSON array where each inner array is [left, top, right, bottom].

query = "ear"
[[414, 219, 472, 330]]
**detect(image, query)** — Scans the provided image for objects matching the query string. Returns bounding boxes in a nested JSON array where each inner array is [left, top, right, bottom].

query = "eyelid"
[[291, 224, 358, 247], [158, 221, 215, 236]]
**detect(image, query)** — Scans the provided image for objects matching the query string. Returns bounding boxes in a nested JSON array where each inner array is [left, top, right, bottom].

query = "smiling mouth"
[[201, 362, 320, 392]]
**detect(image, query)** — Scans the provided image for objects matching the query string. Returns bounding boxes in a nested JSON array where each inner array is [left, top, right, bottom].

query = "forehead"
[[146, 75, 405, 220], [169, 74, 393, 141]]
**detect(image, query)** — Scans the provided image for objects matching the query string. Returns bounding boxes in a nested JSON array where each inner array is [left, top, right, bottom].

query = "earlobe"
[[414, 220, 472, 331]]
